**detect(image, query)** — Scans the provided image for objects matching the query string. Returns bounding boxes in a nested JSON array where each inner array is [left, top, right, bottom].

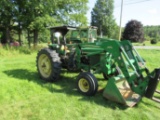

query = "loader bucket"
[[103, 76, 141, 107]]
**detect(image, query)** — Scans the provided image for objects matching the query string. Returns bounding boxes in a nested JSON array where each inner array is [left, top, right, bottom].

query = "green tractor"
[[36, 26, 160, 107]]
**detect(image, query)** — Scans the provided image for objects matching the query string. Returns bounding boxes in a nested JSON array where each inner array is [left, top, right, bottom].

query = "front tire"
[[76, 72, 98, 96], [36, 48, 61, 82]]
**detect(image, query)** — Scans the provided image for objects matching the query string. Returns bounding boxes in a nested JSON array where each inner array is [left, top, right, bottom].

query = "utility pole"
[[118, 0, 123, 40]]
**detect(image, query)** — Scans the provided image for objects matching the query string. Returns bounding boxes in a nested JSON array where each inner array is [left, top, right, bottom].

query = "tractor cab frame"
[[49, 25, 98, 45]]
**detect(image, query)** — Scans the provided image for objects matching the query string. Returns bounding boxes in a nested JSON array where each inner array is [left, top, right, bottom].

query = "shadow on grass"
[[3, 69, 127, 110], [140, 98, 160, 109], [3, 69, 44, 84]]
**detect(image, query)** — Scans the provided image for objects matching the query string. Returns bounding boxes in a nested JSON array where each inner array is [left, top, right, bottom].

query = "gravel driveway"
[[134, 46, 160, 49]]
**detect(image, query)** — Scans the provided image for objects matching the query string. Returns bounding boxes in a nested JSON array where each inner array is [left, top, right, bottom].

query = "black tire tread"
[[36, 48, 61, 82], [77, 72, 98, 96]]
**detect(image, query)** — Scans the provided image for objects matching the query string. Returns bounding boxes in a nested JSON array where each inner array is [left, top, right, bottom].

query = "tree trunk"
[[6, 27, 11, 44], [18, 22, 22, 46], [33, 30, 38, 47], [1, 27, 12, 44], [27, 29, 31, 48]]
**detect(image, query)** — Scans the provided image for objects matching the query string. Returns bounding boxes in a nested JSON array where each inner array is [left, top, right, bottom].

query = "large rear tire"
[[36, 48, 61, 82], [77, 72, 98, 96]]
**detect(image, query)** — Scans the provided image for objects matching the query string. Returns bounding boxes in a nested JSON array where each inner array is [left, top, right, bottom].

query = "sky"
[[87, 0, 160, 27]]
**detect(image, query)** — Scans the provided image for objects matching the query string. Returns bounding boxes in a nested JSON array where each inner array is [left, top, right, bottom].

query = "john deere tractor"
[[36, 26, 160, 107]]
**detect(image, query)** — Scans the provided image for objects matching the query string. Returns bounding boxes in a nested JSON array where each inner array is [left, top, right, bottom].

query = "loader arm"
[[97, 40, 160, 106]]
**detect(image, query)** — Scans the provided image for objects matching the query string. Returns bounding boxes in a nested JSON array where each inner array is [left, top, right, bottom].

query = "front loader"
[[36, 26, 160, 107]]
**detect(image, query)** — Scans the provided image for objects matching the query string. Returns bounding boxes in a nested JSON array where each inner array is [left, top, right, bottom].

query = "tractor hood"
[[80, 44, 105, 56]]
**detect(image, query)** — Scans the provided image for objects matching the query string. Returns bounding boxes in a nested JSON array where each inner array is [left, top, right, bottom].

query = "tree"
[[122, 20, 144, 42], [27, 0, 88, 46], [0, 0, 88, 46], [0, 0, 16, 44], [91, 0, 118, 38], [144, 25, 160, 41]]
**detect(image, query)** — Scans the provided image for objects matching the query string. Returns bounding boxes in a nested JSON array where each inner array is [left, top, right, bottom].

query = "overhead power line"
[[125, 0, 153, 5], [115, 0, 154, 8], [117, 0, 154, 40]]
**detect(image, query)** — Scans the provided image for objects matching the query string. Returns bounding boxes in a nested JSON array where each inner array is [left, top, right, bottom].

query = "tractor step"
[[150, 90, 160, 103], [155, 90, 160, 94], [149, 89, 160, 103], [152, 97, 160, 103]]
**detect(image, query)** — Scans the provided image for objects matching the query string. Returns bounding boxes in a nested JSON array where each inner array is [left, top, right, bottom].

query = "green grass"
[[133, 41, 160, 46], [137, 49, 160, 71], [0, 47, 160, 120]]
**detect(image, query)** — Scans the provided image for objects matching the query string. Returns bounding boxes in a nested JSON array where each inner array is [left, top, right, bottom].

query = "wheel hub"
[[79, 78, 89, 92], [38, 54, 52, 78]]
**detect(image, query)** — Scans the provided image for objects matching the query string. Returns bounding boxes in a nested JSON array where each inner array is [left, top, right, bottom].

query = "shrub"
[[150, 39, 157, 44], [122, 20, 144, 42]]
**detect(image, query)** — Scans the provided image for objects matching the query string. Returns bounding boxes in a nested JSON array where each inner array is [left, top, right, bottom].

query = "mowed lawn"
[[0, 47, 160, 120]]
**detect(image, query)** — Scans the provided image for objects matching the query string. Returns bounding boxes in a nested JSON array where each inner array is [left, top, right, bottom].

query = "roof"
[[48, 25, 77, 30], [48, 25, 97, 36], [48, 25, 77, 36]]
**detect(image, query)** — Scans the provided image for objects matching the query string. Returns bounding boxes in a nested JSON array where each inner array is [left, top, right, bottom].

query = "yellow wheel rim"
[[79, 78, 89, 92], [38, 54, 52, 78]]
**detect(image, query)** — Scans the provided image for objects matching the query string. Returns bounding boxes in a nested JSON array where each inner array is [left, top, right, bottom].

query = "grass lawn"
[[133, 41, 160, 46], [0, 47, 160, 120]]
